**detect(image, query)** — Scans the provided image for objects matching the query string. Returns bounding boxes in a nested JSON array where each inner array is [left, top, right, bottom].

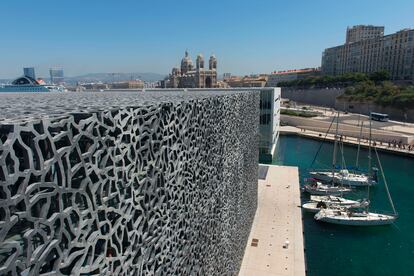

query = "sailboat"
[[310, 195, 359, 205], [309, 112, 377, 187], [303, 194, 369, 213], [302, 199, 369, 213], [309, 169, 376, 187], [314, 208, 396, 226], [314, 117, 398, 226], [303, 179, 352, 195]]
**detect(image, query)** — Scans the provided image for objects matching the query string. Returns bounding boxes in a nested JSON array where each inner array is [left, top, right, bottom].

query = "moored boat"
[[308, 112, 377, 187], [310, 195, 359, 206], [314, 209, 397, 226], [313, 117, 398, 227], [303, 198, 369, 213], [303, 180, 352, 196], [309, 169, 376, 187]]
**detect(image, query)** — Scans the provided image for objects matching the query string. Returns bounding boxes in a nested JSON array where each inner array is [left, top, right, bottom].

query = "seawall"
[[280, 126, 414, 157], [281, 87, 344, 107], [336, 98, 414, 123], [281, 114, 413, 144]]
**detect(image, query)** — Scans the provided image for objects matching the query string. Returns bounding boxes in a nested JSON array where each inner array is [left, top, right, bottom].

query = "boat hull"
[[303, 185, 351, 196], [309, 195, 359, 206], [302, 202, 323, 213], [314, 211, 396, 226], [309, 171, 376, 187]]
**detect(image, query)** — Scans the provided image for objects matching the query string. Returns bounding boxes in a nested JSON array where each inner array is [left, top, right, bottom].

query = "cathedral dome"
[[181, 50, 193, 65], [181, 50, 193, 73]]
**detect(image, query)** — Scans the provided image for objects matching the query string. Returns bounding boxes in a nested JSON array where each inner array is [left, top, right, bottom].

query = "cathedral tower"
[[196, 54, 204, 69], [209, 55, 217, 70]]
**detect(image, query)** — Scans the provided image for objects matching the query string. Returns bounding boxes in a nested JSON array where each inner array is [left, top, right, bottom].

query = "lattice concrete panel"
[[0, 90, 259, 275]]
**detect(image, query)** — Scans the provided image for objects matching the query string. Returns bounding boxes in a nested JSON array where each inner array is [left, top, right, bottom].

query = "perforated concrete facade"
[[0, 90, 259, 275]]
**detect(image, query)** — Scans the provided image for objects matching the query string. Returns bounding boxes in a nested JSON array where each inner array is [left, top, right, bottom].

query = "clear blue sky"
[[1, 0, 413, 78]]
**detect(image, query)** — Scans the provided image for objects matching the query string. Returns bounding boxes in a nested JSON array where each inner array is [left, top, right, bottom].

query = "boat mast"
[[331, 112, 339, 184], [356, 121, 364, 169], [309, 115, 337, 169], [368, 115, 372, 179], [367, 113, 373, 210], [374, 147, 397, 216]]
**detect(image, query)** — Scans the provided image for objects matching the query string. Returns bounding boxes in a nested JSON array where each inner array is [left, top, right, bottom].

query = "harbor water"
[[273, 135, 414, 276]]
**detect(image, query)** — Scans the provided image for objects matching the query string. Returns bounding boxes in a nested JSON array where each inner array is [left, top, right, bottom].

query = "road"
[[297, 105, 414, 136]]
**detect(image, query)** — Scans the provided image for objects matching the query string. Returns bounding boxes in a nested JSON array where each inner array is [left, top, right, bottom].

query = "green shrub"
[[281, 109, 317, 118], [340, 81, 414, 109], [278, 71, 389, 88]]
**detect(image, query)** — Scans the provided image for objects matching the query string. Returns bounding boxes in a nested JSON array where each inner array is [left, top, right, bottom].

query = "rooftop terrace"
[[0, 89, 260, 123]]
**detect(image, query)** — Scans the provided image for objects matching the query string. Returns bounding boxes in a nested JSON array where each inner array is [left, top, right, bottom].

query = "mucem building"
[[0, 90, 259, 275], [258, 88, 280, 162]]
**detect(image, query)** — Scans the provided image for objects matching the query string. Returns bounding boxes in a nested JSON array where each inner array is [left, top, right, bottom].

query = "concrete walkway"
[[239, 165, 305, 276], [280, 125, 414, 157]]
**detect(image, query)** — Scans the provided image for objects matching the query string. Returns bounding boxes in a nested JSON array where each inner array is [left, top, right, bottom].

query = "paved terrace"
[[239, 165, 305, 276]]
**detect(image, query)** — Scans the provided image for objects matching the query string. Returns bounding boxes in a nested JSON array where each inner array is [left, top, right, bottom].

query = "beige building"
[[266, 68, 321, 87], [346, 25, 384, 43], [225, 75, 268, 87], [110, 80, 144, 89], [164, 51, 218, 88], [322, 25, 414, 80]]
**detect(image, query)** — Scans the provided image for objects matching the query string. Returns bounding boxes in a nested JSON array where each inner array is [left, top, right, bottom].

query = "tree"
[[369, 70, 390, 83]]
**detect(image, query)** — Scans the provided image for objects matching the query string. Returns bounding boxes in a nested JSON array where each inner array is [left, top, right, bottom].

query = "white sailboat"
[[314, 117, 398, 226], [310, 195, 359, 205], [303, 180, 352, 196], [309, 169, 376, 186], [303, 197, 369, 213], [309, 113, 377, 187], [314, 209, 396, 226]]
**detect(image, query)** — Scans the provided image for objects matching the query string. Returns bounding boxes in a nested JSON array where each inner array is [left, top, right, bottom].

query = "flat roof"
[[271, 68, 320, 75], [0, 89, 261, 123]]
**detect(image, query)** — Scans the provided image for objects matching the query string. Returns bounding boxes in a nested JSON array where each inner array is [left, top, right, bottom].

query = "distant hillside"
[[66, 72, 166, 84], [0, 79, 12, 84], [1, 72, 166, 85]]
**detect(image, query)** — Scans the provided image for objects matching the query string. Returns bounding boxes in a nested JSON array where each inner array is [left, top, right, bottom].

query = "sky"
[[1, 0, 414, 79]]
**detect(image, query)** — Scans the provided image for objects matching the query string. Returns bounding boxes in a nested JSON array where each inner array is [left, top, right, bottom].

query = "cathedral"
[[164, 51, 217, 88]]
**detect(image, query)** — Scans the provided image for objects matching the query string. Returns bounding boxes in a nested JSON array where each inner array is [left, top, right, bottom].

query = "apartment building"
[[322, 26, 414, 80]]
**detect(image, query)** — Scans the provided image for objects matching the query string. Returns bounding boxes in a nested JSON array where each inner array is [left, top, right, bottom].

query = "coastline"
[[280, 126, 414, 158]]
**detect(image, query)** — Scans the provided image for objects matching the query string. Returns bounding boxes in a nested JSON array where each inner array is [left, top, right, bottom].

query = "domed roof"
[[11, 76, 39, 86], [181, 50, 193, 65]]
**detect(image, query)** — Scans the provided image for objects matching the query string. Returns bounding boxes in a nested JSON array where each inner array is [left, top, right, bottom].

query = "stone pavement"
[[239, 165, 306, 276]]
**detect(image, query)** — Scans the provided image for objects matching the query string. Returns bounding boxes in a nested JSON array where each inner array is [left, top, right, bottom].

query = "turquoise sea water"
[[273, 135, 414, 276]]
